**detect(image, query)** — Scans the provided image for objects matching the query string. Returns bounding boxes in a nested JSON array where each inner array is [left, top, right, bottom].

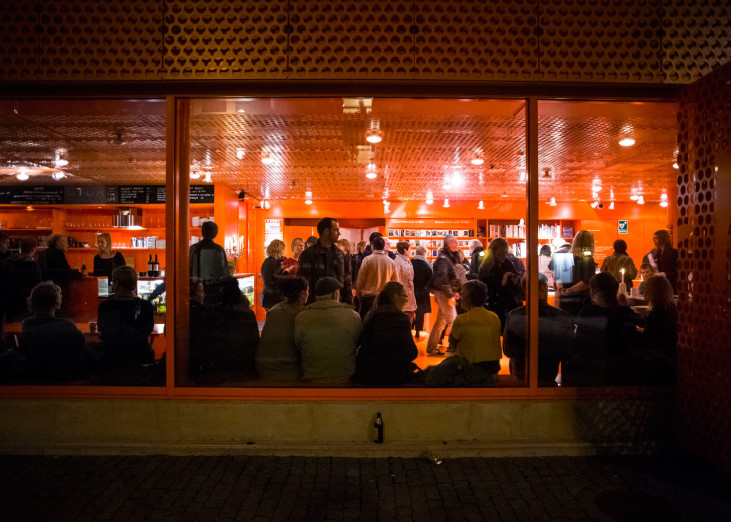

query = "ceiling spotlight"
[[637, 195, 645, 205], [426, 192, 433, 205], [365, 129, 382, 144], [262, 200, 271, 210], [609, 201, 615, 209], [500, 192, 508, 198], [471, 157, 484, 166], [52, 171, 65, 180], [443, 198, 450, 208], [16, 170, 29, 181], [629, 194, 639, 201], [203, 172, 212, 183], [366, 163, 377, 179], [519, 171, 526, 182], [442, 176, 452, 190], [305, 191, 313, 205], [189, 170, 201, 180], [237, 109, 246, 114], [236, 148, 246, 160], [548, 197, 557, 207], [383, 201, 390, 213], [659, 201, 668, 207], [54, 149, 69, 168], [590, 201, 599, 209], [619, 137, 635, 147], [261, 152, 274, 165], [451, 171, 465, 188], [672, 161, 679, 169], [477, 200, 484, 210]]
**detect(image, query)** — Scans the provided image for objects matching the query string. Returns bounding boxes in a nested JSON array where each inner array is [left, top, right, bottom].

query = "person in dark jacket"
[[297, 217, 351, 305], [260, 239, 285, 311], [411, 245, 433, 340], [92, 232, 126, 279], [640, 274, 678, 384], [555, 230, 596, 317], [4, 237, 43, 323], [642, 229, 679, 293], [468, 239, 485, 279], [189, 221, 229, 305], [426, 236, 461, 356], [478, 237, 522, 329], [503, 277, 573, 386], [38, 233, 83, 314], [354, 281, 419, 385], [564, 273, 642, 386], [21, 281, 91, 382], [96, 266, 155, 374]]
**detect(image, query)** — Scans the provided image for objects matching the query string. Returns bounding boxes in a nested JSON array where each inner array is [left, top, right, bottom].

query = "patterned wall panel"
[[676, 61, 731, 470], [0, 0, 728, 83]]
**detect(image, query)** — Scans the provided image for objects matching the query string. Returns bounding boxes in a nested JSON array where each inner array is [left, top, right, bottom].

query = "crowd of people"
[[0, 219, 679, 387]]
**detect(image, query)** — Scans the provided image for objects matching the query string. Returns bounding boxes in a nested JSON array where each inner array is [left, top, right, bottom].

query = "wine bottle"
[[152, 254, 159, 277], [147, 254, 153, 277]]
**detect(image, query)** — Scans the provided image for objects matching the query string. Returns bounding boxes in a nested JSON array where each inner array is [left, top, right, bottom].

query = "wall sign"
[[618, 219, 628, 234], [0, 184, 214, 204], [0, 186, 65, 204]]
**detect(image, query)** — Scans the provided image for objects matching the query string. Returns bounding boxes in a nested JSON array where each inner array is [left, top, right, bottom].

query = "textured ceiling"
[[0, 97, 678, 203]]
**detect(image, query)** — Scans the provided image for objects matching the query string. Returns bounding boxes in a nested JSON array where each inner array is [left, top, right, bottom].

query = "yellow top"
[[449, 306, 502, 364]]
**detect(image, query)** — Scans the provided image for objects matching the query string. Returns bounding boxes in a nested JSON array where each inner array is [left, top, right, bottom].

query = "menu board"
[[0, 184, 213, 204], [0, 186, 65, 204], [64, 185, 118, 204]]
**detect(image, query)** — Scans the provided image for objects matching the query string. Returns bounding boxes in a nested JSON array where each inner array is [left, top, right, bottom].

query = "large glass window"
[[0, 99, 167, 386], [181, 97, 527, 387], [536, 100, 679, 387]]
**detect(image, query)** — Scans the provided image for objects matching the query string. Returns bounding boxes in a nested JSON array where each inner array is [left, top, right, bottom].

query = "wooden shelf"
[[1, 228, 52, 231]]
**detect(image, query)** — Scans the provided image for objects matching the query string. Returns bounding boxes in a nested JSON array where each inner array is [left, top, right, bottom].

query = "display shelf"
[[0, 227, 52, 231], [66, 247, 163, 251]]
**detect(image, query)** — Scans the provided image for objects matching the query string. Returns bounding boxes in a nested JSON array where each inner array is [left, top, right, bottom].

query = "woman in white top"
[[394, 240, 417, 322], [539, 244, 555, 289]]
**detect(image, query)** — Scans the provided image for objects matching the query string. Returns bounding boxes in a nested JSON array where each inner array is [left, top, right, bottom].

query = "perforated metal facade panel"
[[1, 0, 727, 83], [676, 61, 731, 470]]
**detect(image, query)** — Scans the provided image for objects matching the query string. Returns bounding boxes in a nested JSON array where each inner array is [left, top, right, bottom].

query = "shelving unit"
[[386, 218, 476, 260]]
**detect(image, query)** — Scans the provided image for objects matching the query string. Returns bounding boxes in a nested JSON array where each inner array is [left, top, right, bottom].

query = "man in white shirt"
[[355, 235, 398, 319]]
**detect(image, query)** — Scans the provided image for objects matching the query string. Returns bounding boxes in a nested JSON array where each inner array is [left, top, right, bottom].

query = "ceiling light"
[[305, 191, 313, 205], [442, 176, 452, 190], [548, 197, 557, 207], [443, 198, 450, 208], [619, 137, 635, 147], [52, 171, 65, 180], [500, 192, 508, 198], [471, 157, 484, 166], [609, 201, 615, 209], [629, 194, 639, 201], [672, 162, 679, 169], [366, 163, 377, 179], [237, 109, 246, 114], [659, 201, 668, 207], [477, 200, 484, 210], [262, 200, 271, 210], [261, 152, 274, 165], [519, 171, 526, 182], [16, 170, 29, 181], [590, 201, 599, 209], [54, 149, 69, 168], [637, 195, 645, 205], [366, 129, 382, 144], [236, 148, 246, 159], [383, 201, 390, 213], [426, 192, 433, 205], [189, 171, 201, 179], [451, 171, 464, 188], [203, 172, 212, 183]]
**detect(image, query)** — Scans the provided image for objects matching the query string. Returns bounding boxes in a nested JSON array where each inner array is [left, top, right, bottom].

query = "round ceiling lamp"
[[366, 129, 382, 144]]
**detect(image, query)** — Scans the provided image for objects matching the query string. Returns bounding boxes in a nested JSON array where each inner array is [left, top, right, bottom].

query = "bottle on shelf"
[[152, 254, 159, 277], [147, 254, 153, 277]]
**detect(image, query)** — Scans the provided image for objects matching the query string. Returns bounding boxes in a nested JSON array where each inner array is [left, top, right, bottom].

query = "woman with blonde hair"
[[93, 232, 126, 278], [281, 237, 305, 276], [478, 237, 522, 328], [556, 230, 596, 316], [260, 239, 286, 311]]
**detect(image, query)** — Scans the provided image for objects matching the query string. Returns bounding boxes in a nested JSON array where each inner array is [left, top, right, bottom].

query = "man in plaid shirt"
[[297, 217, 352, 305]]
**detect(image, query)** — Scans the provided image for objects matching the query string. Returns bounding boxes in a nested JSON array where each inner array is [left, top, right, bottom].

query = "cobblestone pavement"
[[1, 454, 729, 521]]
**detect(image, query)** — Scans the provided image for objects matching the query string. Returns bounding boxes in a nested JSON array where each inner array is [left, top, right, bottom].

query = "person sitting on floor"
[[502, 277, 573, 386], [96, 266, 155, 374], [21, 281, 90, 382], [447, 280, 503, 383], [294, 277, 362, 384], [354, 281, 419, 386], [256, 276, 309, 382]]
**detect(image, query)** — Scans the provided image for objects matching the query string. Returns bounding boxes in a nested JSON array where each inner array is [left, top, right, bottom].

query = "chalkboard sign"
[[0, 186, 65, 204], [64, 185, 118, 204], [190, 185, 214, 203]]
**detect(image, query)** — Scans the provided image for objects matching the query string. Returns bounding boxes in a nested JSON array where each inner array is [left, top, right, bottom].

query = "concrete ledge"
[[0, 398, 674, 456]]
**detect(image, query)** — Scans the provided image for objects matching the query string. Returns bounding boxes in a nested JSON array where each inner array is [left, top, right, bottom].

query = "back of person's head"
[[218, 276, 248, 308], [589, 272, 618, 307], [357, 240, 366, 253], [371, 236, 385, 250], [112, 265, 138, 292], [19, 237, 38, 254], [522, 278, 549, 300], [461, 280, 488, 308], [571, 230, 595, 256], [377, 281, 405, 308], [47, 233, 66, 249], [654, 229, 671, 247], [316, 217, 337, 236], [539, 244, 551, 256], [613, 239, 628, 254], [368, 231, 383, 244], [305, 235, 318, 247], [442, 234, 457, 249], [314, 276, 342, 300], [277, 276, 309, 303], [471, 239, 483, 251], [644, 275, 675, 312], [415, 245, 427, 257], [337, 238, 351, 254], [201, 220, 219, 240], [27, 281, 62, 315], [396, 240, 410, 255], [266, 239, 285, 258]]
